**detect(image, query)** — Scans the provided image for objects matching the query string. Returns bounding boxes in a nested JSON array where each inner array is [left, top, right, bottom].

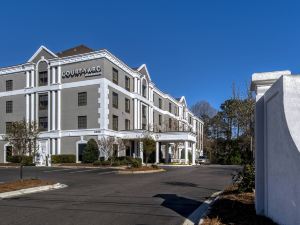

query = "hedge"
[[7, 155, 34, 166], [51, 154, 76, 164]]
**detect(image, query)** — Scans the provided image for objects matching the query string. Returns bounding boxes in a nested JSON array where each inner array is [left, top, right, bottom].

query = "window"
[[78, 116, 87, 129], [6, 101, 13, 113], [189, 117, 192, 124], [169, 103, 172, 113], [125, 119, 130, 130], [6, 80, 13, 91], [169, 118, 172, 129], [113, 115, 118, 131], [39, 94, 48, 110], [159, 115, 162, 126], [142, 85, 146, 97], [113, 144, 118, 157], [39, 71, 48, 86], [112, 92, 118, 109], [159, 98, 162, 109], [142, 105, 146, 118], [112, 68, 118, 84], [78, 92, 87, 106], [125, 98, 130, 113], [125, 76, 130, 91], [39, 117, 48, 131], [6, 122, 12, 133], [142, 123, 147, 130]]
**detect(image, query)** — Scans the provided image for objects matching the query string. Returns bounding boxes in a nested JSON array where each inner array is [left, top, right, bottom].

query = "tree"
[[190, 100, 217, 120], [142, 135, 156, 166], [82, 139, 99, 163], [2, 120, 40, 180], [97, 136, 125, 166]]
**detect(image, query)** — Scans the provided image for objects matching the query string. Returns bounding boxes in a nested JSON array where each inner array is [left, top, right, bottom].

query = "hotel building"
[[0, 45, 204, 166]]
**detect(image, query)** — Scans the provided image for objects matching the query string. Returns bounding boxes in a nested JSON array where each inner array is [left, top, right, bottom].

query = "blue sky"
[[1, 0, 300, 109]]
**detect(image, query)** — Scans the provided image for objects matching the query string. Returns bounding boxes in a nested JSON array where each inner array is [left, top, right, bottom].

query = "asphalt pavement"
[[0, 165, 240, 225]]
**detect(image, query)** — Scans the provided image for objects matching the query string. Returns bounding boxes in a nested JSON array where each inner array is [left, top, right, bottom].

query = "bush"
[[112, 161, 120, 166], [238, 164, 255, 192], [7, 155, 34, 166], [51, 154, 76, 164], [82, 139, 99, 163]]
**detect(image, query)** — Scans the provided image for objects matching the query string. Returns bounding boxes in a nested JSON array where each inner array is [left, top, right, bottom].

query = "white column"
[[31, 94, 35, 122], [139, 141, 143, 164], [52, 67, 56, 84], [134, 99, 138, 129], [26, 94, 30, 123], [48, 92, 51, 131], [165, 144, 169, 163], [35, 93, 39, 122], [57, 90, 61, 130], [51, 139, 56, 155], [156, 142, 160, 164], [134, 78, 138, 93], [52, 91, 56, 130], [137, 79, 140, 94], [99, 80, 109, 129], [137, 100, 141, 129], [26, 71, 30, 88], [57, 138, 61, 155], [57, 66, 61, 84], [192, 142, 196, 165], [184, 141, 188, 164], [31, 70, 35, 87]]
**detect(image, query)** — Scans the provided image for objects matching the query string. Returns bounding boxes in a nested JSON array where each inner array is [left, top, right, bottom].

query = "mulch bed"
[[202, 185, 278, 225], [0, 163, 21, 167], [0, 179, 55, 193]]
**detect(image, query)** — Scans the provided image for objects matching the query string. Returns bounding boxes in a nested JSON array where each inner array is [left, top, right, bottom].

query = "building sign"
[[62, 66, 102, 79]]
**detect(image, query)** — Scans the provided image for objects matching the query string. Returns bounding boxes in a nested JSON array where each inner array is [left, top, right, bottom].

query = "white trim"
[[52, 91, 56, 130], [76, 139, 87, 163], [0, 64, 34, 76], [28, 45, 58, 62], [137, 64, 151, 82]]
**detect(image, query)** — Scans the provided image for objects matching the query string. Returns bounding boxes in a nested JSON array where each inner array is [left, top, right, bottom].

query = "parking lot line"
[[68, 169, 98, 174], [43, 168, 74, 173]]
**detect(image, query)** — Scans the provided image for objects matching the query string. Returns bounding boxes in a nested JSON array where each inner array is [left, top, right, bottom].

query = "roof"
[[56, 45, 94, 57]]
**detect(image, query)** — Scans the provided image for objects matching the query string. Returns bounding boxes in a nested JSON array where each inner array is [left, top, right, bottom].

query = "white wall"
[[253, 74, 300, 225]]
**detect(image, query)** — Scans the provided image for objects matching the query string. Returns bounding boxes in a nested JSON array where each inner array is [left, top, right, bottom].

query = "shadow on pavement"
[[154, 194, 202, 218], [163, 181, 220, 192]]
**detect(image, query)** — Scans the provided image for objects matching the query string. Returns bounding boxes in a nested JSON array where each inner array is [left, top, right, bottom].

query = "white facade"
[[0, 45, 204, 165], [252, 70, 300, 225]]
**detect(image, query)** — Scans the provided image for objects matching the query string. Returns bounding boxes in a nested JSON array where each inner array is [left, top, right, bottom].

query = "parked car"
[[196, 156, 209, 165]]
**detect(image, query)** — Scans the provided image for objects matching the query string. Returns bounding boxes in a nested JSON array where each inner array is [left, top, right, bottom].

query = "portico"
[[119, 130, 197, 165]]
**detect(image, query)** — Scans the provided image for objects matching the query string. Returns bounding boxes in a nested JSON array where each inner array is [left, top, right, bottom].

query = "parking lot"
[[0, 165, 240, 225]]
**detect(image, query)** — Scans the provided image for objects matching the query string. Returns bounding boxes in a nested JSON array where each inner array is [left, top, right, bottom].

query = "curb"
[[0, 183, 68, 199], [182, 191, 223, 225], [117, 169, 165, 174]]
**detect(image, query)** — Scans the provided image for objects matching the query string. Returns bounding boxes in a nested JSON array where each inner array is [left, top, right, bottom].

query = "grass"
[[0, 179, 55, 193], [202, 185, 278, 225]]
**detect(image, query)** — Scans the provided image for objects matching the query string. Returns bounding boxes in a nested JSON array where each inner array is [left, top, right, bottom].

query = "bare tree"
[[2, 120, 40, 180], [97, 136, 126, 165]]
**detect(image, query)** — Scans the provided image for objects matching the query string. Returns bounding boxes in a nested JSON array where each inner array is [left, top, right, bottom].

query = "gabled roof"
[[28, 45, 58, 62], [178, 96, 187, 106], [56, 45, 94, 57], [137, 64, 151, 81]]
